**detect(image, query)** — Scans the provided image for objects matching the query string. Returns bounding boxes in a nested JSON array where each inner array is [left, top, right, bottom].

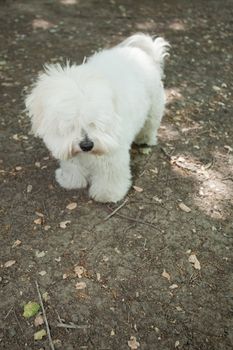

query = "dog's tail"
[[119, 33, 170, 75]]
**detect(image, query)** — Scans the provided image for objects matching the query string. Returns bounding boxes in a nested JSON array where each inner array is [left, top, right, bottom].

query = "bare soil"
[[0, 0, 233, 349]]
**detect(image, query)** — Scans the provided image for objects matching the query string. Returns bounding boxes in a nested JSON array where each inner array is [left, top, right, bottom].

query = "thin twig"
[[104, 198, 128, 221], [4, 306, 14, 320], [55, 309, 69, 333], [115, 213, 161, 231], [35, 281, 55, 350], [56, 322, 90, 329], [13, 309, 24, 334], [160, 147, 173, 160]]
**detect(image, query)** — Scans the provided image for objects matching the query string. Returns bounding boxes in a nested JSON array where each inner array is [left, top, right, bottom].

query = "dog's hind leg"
[[135, 86, 165, 146]]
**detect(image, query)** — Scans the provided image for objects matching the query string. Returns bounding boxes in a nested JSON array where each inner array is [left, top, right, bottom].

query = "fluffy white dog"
[[25, 34, 169, 202]]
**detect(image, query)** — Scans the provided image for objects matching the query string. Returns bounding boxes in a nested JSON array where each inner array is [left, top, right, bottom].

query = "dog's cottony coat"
[[26, 34, 169, 202]]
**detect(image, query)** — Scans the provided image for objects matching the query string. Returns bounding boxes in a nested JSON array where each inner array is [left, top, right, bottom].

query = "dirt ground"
[[0, 0, 233, 349]]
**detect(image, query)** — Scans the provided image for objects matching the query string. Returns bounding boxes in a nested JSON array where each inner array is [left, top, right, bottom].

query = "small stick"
[[13, 309, 24, 334], [160, 147, 173, 160], [104, 198, 128, 221], [55, 309, 69, 334], [35, 281, 55, 350], [4, 306, 13, 320], [57, 322, 90, 329], [115, 213, 161, 231]]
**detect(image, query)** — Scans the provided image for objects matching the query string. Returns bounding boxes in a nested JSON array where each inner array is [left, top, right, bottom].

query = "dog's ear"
[[25, 83, 44, 136]]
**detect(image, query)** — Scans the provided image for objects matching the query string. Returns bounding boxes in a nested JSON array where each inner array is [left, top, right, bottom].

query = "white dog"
[[25, 34, 169, 202]]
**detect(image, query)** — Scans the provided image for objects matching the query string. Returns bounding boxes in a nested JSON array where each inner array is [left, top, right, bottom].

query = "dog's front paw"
[[89, 188, 124, 203], [89, 180, 130, 203], [135, 133, 157, 146], [55, 168, 87, 190]]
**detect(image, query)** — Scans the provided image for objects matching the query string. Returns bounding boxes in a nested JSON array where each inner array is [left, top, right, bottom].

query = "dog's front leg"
[[89, 151, 132, 203], [55, 159, 88, 190]]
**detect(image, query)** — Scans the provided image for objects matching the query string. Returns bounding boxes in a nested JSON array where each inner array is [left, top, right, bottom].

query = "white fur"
[[25, 34, 169, 202]]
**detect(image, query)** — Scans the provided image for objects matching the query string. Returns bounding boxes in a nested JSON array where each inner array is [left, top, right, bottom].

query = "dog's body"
[[26, 34, 169, 202]]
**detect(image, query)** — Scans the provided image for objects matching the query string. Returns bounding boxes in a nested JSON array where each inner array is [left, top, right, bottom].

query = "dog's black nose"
[[79, 139, 94, 152]]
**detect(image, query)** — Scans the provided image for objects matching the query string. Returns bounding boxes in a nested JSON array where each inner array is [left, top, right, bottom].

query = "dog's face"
[[25, 64, 120, 160]]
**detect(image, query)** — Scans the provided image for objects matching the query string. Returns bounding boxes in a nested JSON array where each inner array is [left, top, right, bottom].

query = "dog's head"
[[25, 63, 120, 160]]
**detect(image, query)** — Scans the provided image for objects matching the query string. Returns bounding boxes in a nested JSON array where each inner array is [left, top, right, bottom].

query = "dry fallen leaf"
[[178, 202, 191, 213], [35, 250, 45, 258], [34, 329, 46, 341], [169, 284, 179, 289], [74, 265, 85, 278], [12, 239, 21, 248], [38, 271, 46, 276], [153, 196, 162, 203], [133, 186, 143, 193], [35, 162, 41, 168], [176, 306, 183, 311], [128, 336, 140, 349], [34, 218, 42, 225], [75, 281, 87, 290], [224, 145, 233, 152], [188, 254, 201, 270], [35, 211, 44, 218], [175, 340, 180, 348], [4, 260, 16, 268], [34, 314, 44, 327], [59, 220, 71, 229], [66, 202, 77, 210], [44, 225, 51, 231], [162, 269, 171, 282], [150, 167, 158, 174], [42, 292, 50, 302], [27, 184, 33, 193]]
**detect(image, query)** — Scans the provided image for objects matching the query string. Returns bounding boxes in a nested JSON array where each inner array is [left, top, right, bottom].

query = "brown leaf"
[[169, 284, 179, 289], [188, 254, 201, 270], [178, 202, 191, 213], [35, 212, 44, 218], [42, 292, 50, 302], [66, 202, 77, 210], [133, 186, 143, 193], [162, 269, 171, 282], [128, 336, 140, 349], [35, 250, 46, 258], [38, 271, 46, 276], [12, 239, 21, 248], [75, 282, 87, 290], [34, 314, 44, 327], [4, 260, 16, 268], [34, 218, 42, 225], [35, 162, 41, 168], [74, 265, 85, 278], [59, 220, 71, 229], [27, 184, 33, 193]]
